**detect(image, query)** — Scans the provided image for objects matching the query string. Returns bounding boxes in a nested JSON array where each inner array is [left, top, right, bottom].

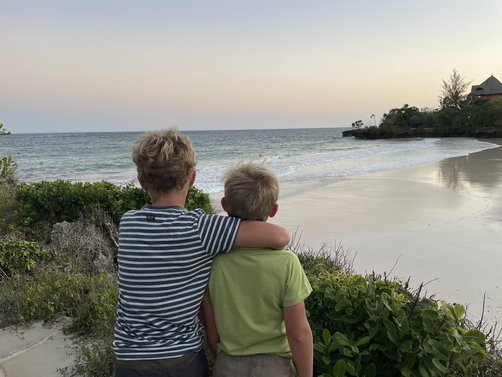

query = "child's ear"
[[139, 178, 149, 192], [188, 171, 196, 187], [268, 203, 279, 218], [221, 197, 228, 212]]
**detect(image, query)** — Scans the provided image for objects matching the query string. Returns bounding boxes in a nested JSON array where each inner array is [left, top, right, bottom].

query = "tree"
[[0, 123, 11, 136], [381, 104, 420, 128], [351, 120, 364, 129], [440, 69, 471, 110]]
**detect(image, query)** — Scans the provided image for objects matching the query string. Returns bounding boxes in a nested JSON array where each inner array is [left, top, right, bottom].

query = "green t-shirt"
[[207, 248, 312, 356]]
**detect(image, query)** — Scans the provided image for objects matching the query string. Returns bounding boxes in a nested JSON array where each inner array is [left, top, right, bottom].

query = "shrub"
[[186, 186, 213, 213], [0, 184, 18, 236], [69, 338, 115, 377], [68, 275, 118, 336], [483, 337, 502, 377], [15, 180, 147, 230], [0, 155, 19, 235], [14, 180, 214, 233], [0, 240, 55, 278], [293, 238, 355, 276], [0, 269, 117, 330], [307, 269, 486, 377], [0, 154, 18, 185], [50, 217, 116, 275]]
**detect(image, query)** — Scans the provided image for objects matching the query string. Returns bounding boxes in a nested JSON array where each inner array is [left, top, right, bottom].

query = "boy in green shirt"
[[202, 162, 313, 377]]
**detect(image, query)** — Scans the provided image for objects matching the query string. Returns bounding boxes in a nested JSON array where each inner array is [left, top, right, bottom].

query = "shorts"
[[212, 352, 297, 377], [114, 349, 209, 377]]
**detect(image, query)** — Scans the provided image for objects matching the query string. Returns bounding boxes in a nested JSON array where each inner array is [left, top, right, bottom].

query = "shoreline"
[[271, 140, 502, 325]]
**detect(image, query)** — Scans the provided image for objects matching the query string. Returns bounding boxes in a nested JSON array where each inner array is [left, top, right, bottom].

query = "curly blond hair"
[[132, 129, 195, 193], [223, 162, 279, 221]]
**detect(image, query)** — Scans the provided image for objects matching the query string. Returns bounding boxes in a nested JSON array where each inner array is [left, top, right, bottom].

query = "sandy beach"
[[271, 140, 502, 327]]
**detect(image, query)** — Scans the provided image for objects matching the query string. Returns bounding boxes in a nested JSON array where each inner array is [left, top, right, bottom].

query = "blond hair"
[[223, 162, 279, 221], [132, 129, 195, 193]]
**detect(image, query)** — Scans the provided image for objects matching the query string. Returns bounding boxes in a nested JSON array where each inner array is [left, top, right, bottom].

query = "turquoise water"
[[0, 128, 498, 195]]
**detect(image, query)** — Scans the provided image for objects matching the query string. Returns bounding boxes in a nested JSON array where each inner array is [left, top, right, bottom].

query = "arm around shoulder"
[[234, 221, 290, 249], [283, 301, 313, 377]]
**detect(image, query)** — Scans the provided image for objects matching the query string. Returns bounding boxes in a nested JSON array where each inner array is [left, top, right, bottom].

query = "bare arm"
[[234, 221, 290, 249], [200, 297, 219, 360], [284, 301, 313, 377]]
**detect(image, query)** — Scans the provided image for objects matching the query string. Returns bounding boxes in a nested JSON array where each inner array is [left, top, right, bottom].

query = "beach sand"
[[272, 140, 502, 326]]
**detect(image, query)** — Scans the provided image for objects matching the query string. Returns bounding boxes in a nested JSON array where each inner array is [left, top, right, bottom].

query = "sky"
[[2, 0, 502, 134]]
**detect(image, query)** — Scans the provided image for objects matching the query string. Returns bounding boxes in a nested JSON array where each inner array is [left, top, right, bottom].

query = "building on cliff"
[[471, 75, 502, 99]]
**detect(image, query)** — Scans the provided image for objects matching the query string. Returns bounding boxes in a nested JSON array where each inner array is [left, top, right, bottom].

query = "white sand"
[[271, 142, 502, 327]]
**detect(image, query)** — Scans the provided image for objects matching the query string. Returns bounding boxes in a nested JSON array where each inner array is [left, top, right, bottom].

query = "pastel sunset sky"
[[2, 0, 502, 133]]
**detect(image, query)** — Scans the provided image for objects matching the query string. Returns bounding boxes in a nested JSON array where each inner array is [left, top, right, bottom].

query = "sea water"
[[0, 128, 498, 197]]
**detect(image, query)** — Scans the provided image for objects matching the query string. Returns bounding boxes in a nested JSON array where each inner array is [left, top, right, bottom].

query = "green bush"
[[14, 180, 214, 232], [0, 269, 117, 331], [15, 180, 148, 229], [295, 240, 355, 276], [68, 276, 118, 336], [0, 154, 18, 185], [0, 240, 56, 277], [306, 269, 486, 377], [0, 155, 19, 234], [70, 338, 115, 377], [0, 184, 18, 235], [186, 186, 213, 213]]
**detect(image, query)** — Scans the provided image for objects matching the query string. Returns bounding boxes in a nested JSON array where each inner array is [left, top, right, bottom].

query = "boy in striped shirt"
[[113, 129, 290, 377]]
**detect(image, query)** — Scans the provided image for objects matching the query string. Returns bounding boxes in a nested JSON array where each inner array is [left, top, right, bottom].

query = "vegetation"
[[0, 155, 19, 234], [0, 160, 500, 376], [289, 241, 501, 377], [11, 180, 211, 240], [0, 240, 55, 278], [14, 180, 149, 238], [349, 70, 502, 139], [1, 155, 18, 184], [304, 270, 490, 377], [440, 69, 471, 110], [0, 122, 11, 135]]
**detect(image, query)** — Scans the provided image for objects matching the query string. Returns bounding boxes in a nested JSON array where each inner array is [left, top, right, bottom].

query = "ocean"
[[0, 128, 499, 198]]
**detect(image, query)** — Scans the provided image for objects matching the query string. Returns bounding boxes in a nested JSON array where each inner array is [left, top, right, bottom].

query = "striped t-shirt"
[[113, 205, 241, 360]]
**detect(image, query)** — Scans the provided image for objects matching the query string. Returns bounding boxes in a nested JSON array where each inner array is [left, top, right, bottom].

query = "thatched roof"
[[471, 75, 502, 96]]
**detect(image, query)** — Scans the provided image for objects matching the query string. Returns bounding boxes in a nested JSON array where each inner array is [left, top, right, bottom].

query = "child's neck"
[[150, 189, 187, 208]]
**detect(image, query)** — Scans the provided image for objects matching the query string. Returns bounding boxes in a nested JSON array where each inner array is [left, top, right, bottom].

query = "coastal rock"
[[473, 127, 502, 138], [345, 126, 502, 139]]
